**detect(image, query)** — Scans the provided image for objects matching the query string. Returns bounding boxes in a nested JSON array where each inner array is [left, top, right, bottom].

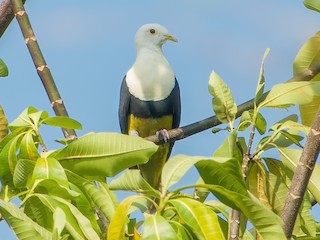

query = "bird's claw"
[[156, 129, 170, 142]]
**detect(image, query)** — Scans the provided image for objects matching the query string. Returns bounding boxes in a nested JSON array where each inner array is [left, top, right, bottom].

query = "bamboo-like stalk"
[[10, 0, 76, 139], [281, 106, 320, 238], [0, 0, 26, 38]]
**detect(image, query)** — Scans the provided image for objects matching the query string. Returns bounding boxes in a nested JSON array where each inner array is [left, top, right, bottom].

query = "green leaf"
[[213, 131, 240, 161], [0, 132, 25, 184], [31, 157, 69, 187], [195, 183, 286, 240], [53, 207, 66, 237], [42, 116, 82, 130], [109, 169, 160, 198], [107, 195, 148, 240], [13, 159, 35, 187], [0, 58, 8, 77], [161, 155, 204, 193], [19, 129, 40, 160], [81, 181, 117, 221], [0, 199, 52, 240], [304, 0, 320, 12], [169, 221, 193, 240], [277, 147, 320, 204], [24, 195, 53, 230], [35, 179, 80, 199], [142, 214, 178, 240], [294, 32, 320, 125], [51, 133, 158, 177], [36, 194, 86, 240], [169, 197, 225, 240], [260, 81, 320, 108], [208, 71, 237, 126], [254, 48, 269, 106], [9, 107, 38, 130], [29, 111, 49, 128], [238, 110, 266, 134], [0, 105, 9, 141]]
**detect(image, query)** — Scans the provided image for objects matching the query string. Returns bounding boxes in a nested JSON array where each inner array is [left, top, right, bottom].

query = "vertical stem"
[[281, 106, 320, 239], [10, 0, 77, 139], [229, 210, 240, 240]]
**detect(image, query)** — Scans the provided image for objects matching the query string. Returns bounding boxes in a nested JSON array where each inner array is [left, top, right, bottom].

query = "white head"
[[134, 23, 177, 50]]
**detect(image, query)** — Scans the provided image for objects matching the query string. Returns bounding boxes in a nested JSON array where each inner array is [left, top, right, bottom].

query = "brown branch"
[[281, 107, 320, 238], [10, 0, 76, 139], [0, 0, 26, 38], [145, 61, 320, 144]]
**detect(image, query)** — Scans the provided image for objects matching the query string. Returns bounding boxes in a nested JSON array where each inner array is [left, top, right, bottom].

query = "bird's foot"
[[129, 130, 140, 137], [156, 129, 170, 142]]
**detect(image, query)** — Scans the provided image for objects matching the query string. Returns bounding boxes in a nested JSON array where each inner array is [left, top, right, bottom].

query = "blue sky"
[[1, 1, 320, 238]]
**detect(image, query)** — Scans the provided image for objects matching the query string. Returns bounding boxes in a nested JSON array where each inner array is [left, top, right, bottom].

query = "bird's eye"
[[150, 29, 156, 34]]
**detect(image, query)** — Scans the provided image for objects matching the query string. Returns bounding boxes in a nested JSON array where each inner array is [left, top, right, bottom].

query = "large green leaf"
[[51, 133, 158, 177], [260, 81, 320, 108], [0, 199, 52, 240], [169, 197, 225, 240], [195, 183, 286, 240], [304, 0, 320, 12], [277, 147, 320, 204], [208, 71, 237, 126], [142, 214, 177, 240], [109, 169, 160, 198], [0, 58, 8, 77], [293, 32, 320, 126], [161, 155, 203, 193]]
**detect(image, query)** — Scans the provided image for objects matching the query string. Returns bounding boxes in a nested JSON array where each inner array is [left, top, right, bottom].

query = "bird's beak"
[[164, 34, 178, 43]]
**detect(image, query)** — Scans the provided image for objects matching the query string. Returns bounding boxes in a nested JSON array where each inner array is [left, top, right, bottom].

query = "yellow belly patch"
[[128, 114, 173, 137], [127, 114, 173, 188]]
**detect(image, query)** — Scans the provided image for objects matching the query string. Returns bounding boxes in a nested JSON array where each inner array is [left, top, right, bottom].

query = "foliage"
[[1, 3, 320, 240]]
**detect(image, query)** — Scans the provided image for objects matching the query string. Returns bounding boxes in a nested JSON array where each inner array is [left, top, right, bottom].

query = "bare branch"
[[10, 0, 76, 139], [281, 106, 320, 238], [0, 0, 26, 38]]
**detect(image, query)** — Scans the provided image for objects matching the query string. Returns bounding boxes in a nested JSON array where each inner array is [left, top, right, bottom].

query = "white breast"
[[126, 48, 175, 101]]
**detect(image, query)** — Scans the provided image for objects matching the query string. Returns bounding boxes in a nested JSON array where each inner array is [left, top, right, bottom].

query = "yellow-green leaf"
[[208, 71, 237, 126], [260, 81, 320, 108], [169, 198, 225, 240], [141, 214, 177, 240], [304, 0, 320, 13], [294, 32, 320, 125]]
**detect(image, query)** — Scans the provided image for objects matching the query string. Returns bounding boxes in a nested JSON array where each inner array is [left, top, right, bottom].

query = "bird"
[[118, 23, 181, 189]]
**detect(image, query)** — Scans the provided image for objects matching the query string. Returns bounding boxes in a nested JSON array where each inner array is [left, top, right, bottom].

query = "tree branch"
[[145, 61, 320, 144], [10, 0, 76, 139], [281, 106, 320, 238], [0, 0, 26, 38]]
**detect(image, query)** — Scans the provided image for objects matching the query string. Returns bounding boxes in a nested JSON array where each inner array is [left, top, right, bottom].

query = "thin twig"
[[10, 0, 76, 139], [281, 106, 320, 238]]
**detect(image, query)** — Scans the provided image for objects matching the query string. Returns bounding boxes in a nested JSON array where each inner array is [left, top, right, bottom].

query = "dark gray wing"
[[118, 76, 130, 134]]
